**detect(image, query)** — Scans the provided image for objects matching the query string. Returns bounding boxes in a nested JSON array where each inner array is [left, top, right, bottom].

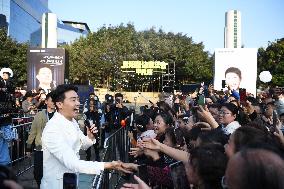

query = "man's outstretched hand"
[[105, 161, 134, 174]]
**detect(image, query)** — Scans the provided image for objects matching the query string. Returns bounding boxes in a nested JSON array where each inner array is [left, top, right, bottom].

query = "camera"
[[115, 98, 121, 104], [105, 94, 114, 104]]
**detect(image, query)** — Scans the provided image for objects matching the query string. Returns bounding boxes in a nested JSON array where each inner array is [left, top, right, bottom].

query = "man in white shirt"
[[41, 84, 131, 189]]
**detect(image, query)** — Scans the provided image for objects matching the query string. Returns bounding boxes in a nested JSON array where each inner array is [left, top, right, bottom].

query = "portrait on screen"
[[214, 48, 257, 96], [225, 67, 242, 91], [27, 48, 66, 92]]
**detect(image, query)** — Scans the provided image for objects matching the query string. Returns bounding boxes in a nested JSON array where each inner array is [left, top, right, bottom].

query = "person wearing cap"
[[0, 69, 15, 166], [0, 67, 15, 102]]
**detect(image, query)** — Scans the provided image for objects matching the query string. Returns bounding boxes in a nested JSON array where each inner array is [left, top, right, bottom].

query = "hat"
[[0, 68, 13, 77]]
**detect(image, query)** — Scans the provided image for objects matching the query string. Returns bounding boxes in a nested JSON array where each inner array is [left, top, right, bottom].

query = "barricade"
[[92, 126, 130, 189], [8, 116, 34, 176]]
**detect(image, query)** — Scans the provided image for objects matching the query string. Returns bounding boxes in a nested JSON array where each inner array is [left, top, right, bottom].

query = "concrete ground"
[[13, 148, 99, 189]]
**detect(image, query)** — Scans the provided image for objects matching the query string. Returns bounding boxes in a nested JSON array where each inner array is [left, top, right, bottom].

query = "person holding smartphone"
[[41, 85, 132, 189], [110, 93, 129, 130]]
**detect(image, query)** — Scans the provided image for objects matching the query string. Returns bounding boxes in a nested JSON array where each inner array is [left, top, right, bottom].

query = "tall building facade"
[[0, 0, 89, 47], [224, 10, 241, 48]]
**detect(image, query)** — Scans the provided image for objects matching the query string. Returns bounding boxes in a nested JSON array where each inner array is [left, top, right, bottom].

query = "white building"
[[224, 10, 242, 48]]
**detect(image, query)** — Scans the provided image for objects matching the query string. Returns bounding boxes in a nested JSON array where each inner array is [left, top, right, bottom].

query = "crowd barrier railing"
[[92, 126, 130, 189], [7, 117, 34, 176]]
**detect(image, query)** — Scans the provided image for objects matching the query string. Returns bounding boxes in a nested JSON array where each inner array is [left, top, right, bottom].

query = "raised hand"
[[142, 138, 161, 151], [129, 147, 143, 158], [196, 105, 219, 129], [242, 100, 255, 114]]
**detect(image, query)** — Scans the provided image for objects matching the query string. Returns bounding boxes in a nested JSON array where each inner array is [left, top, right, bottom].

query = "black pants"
[[33, 151, 43, 187]]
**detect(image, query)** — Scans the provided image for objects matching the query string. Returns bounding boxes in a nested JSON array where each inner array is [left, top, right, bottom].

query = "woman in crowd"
[[219, 103, 241, 135], [135, 114, 156, 142]]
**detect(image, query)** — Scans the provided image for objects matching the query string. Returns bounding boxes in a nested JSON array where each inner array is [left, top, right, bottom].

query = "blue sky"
[[49, 0, 284, 54]]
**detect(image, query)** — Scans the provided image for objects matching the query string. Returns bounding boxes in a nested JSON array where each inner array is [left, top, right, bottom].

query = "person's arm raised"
[[142, 138, 189, 163], [197, 105, 219, 129]]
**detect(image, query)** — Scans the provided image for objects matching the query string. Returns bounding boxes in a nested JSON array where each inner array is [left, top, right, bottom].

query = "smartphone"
[[270, 110, 279, 133], [239, 88, 247, 104], [197, 95, 205, 106], [273, 110, 279, 127], [222, 80, 226, 88], [63, 173, 78, 189]]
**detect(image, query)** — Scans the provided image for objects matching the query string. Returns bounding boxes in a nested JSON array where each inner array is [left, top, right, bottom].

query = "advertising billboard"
[[27, 48, 66, 92], [214, 48, 257, 96]]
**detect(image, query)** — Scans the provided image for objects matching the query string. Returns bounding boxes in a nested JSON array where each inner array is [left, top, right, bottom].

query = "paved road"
[[13, 148, 98, 189]]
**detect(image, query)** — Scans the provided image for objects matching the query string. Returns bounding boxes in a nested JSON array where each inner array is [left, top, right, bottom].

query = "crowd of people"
[[120, 84, 284, 189], [1, 66, 284, 189]]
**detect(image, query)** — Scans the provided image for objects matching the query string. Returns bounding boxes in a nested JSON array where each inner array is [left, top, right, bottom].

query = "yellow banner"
[[121, 61, 168, 69], [121, 61, 168, 75]]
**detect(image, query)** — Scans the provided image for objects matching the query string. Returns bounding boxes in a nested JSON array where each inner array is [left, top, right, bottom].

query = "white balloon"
[[259, 71, 272, 83]]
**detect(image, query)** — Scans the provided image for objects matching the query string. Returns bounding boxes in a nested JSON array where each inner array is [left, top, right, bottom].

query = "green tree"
[[0, 29, 28, 86], [257, 38, 284, 87], [66, 23, 214, 91]]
